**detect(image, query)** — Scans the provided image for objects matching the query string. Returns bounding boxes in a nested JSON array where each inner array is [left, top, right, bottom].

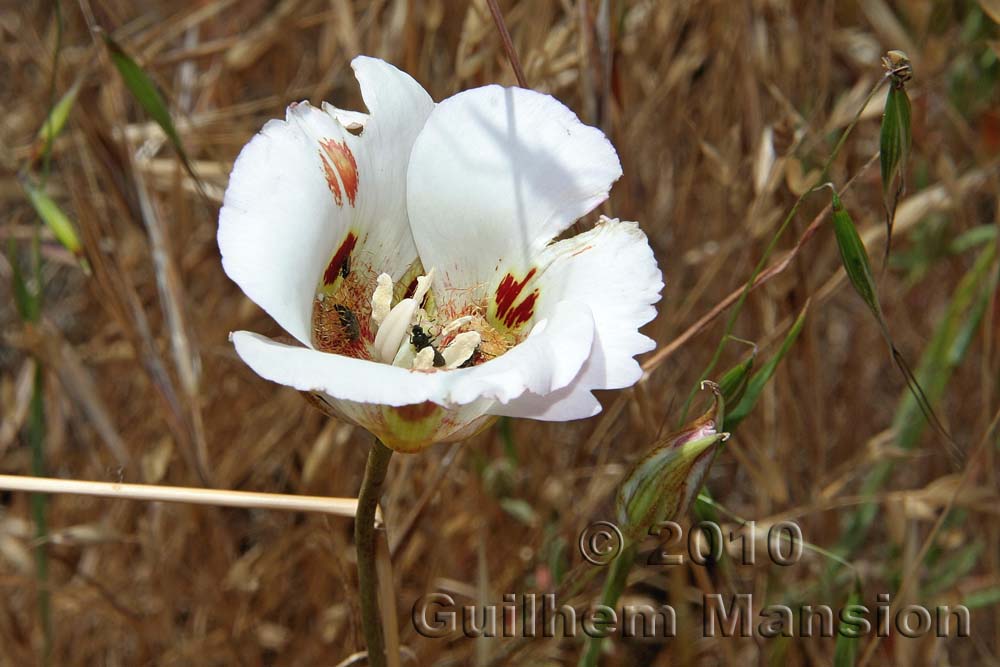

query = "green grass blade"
[[879, 86, 911, 189], [879, 51, 913, 263], [947, 223, 996, 255], [924, 541, 983, 598], [831, 192, 882, 321], [22, 181, 82, 256], [28, 364, 52, 665], [8, 239, 40, 323], [725, 300, 810, 429], [962, 586, 1000, 610], [833, 589, 862, 667], [102, 33, 199, 184], [676, 71, 888, 427], [892, 245, 997, 450], [22, 180, 90, 274], [33, 79, 80, 163], [829, 190, 960, 464], [834, 241, 997, 557], [879, 84, 912, 257], [717, 338, 757, 407]]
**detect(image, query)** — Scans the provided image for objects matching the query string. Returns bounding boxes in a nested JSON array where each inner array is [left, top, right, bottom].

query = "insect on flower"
[[218, 56, 663, 452], [409, 325, 445, 367]]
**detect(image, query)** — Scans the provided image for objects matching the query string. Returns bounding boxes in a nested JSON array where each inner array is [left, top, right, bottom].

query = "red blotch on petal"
[[393, 401, 439, 422], [504, 290, 538, 328], [319, 139, 359, 207], [322, 232, 358, 286], [495, 268, 538, 329], [319, 150, 343, 206]]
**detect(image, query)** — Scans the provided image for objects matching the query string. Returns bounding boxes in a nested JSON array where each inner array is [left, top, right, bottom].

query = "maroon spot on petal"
[[319, 151, 343, 206], [322, 232, 358, 286], [495, 268, 537, 327], [319, 138, 359, 207], [393, 401, 438, 422], [503, 289, 538, 328]]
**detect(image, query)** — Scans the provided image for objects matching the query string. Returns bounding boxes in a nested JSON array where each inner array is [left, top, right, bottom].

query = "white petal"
[[490, 381, 603, 420], [234, 330, 433, 406], [493, 217, 662, 420], [218, 57, 433, 346], [347, 56, 435, 277], [445, 301, 595, 405], [533, 218, 662, 388], [324, 105, 367, 131], [407, 85, 621, 298], [230, 300, 594, 409]]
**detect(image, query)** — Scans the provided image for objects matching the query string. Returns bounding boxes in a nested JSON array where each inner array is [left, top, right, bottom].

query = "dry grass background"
[[1, 0, 999, 665]]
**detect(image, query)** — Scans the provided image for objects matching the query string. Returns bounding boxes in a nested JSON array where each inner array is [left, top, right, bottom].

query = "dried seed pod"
[[881, 50, 912, 86]]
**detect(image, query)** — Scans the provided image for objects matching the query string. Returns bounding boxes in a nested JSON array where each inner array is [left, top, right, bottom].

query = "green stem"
[[29, 363, 51, 665], [40, 0, 63, 185], [578, 543, 637, 667], [355, 438, 393, 667], [677, 74, 890, 425]]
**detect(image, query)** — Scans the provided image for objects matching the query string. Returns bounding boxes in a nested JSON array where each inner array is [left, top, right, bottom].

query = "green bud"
[[616, 385, 728, 541]]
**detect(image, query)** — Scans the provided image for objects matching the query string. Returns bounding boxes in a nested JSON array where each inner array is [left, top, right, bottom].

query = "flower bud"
[[616, 385, 728, 540]]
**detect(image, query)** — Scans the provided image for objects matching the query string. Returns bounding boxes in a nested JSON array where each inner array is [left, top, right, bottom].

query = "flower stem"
[[355, 438, 393, 667], [578, 542, 637, 667]]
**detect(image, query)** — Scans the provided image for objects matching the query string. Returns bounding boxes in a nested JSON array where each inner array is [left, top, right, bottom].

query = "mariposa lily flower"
[[219, 56, 662, 452]]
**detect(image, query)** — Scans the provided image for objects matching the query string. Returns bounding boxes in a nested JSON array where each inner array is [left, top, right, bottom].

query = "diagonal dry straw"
[[486, 0, 528, 88], [0, 474, 370, 521]]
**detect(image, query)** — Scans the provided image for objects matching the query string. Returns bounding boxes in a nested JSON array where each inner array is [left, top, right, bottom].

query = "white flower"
[[218, 56, 663, 452]]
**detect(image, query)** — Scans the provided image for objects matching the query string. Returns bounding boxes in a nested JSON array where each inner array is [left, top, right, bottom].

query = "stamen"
[[442, 331, 481, 369], [441, 315, 474, 337], [412, 347, 435, 370], [373, 298, 416, 363], [412, 267, 436, 306], [371, 273, 393, 326], [368, 267, 488, 370]]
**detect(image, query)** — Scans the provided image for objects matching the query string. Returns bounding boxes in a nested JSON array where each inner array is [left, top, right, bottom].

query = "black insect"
[[458, 345, 480, 368], [333, 304, 360, 341], [340, 255, 351, 279], [410, 325, 433, 350], [410, 325, 446, 367]]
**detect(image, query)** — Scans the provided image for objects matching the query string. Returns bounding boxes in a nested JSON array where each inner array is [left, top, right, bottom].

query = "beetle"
[[410, 325, 446, 367], [333, 304, 360, 341]]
